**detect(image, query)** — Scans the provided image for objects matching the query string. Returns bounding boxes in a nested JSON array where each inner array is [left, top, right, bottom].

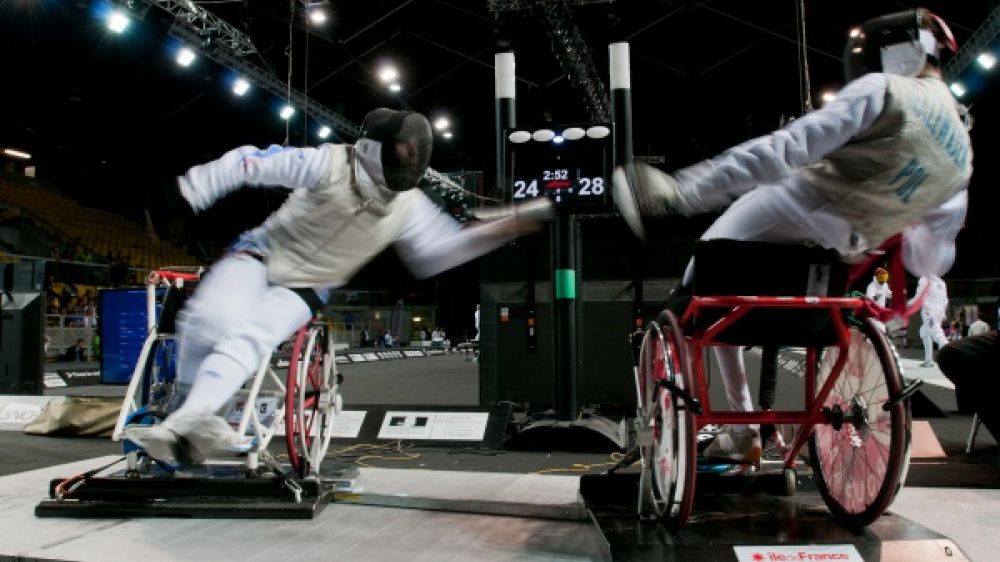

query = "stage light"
[[949, 82, 966, 97], [433, 117, 450, 131], [388, 82, 401, 92], [821, 91, 836, 103], [977, 52, 996, 70], [232, 77, 250, 96], [848, 28, 861, 38], [176, 47, 196, 67], [443, 131, 453, 140], [308, 8, 327, 26], [562, 127, 585, 140], [378, 65, 398, 83], [553, 135, 564, 144], [107, 10, 129, 33], [317, 125, 332, 139], [280, 105, 295, 120], [3, 148, 31, 160]]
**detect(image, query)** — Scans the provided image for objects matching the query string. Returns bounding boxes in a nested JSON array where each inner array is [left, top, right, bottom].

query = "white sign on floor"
[[269, 409, 367, 438], [378, 411, 489, 441], [733, 544, 863, 562]]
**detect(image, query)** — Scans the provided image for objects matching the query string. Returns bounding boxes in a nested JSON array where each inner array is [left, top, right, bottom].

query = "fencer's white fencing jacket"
[[179, 143, 519, 288], [671, 72, 972, 278], [912, 275, 948, 317]]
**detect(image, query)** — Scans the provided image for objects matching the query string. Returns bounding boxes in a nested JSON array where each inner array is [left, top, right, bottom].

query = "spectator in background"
[[866, 267, 892, 333], [61, 339, 87, 362], [360, 327, 371, 348], [968, 307, 990, 337]]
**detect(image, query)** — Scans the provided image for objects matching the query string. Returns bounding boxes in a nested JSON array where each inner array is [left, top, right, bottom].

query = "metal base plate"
[[581, 471, 970, 561], [35, 463, 341, 520]]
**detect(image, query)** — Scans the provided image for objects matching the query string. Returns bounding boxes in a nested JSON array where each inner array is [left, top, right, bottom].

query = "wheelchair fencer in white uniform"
[[122, 108, 553, 475]]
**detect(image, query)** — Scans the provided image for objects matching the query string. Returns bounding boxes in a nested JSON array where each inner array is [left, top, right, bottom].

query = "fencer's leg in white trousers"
[[125, 253, 312, 463]]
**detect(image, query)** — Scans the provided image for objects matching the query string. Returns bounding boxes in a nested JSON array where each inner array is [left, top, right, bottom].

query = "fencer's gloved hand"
[[610, 161, 685, 240]]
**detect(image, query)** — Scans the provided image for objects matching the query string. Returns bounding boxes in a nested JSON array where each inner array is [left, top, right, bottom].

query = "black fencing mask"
[[359, 108, 433, 191]]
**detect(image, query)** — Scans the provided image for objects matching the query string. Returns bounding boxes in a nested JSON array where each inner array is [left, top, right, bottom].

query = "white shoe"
[[123, 424, 196, 465], [702, 425, 762, 464], [124, 410, 249, 466]]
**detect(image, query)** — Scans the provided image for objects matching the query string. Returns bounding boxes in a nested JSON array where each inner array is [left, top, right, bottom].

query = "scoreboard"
[[505, 124, 614, 210]]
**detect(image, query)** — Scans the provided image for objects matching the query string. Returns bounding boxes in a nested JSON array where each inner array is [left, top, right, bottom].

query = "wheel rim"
[[643, 325, 683, 518], [295, 329, 323, 460], [285, 326, 331, 477], [813, 326, 900, 516]]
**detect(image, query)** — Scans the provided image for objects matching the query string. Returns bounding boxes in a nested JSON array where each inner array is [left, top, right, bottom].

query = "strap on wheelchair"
[[656, 379, 704, 415], [883, 377, 923, 412], [290, 288, 325, 314]]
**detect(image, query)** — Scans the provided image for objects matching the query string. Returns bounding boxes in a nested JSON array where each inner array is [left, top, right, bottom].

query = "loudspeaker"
[[0, 292, 45, 395]]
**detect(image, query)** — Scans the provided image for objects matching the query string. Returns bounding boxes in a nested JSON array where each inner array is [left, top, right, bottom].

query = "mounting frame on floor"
[[34, 469, 341, 519]]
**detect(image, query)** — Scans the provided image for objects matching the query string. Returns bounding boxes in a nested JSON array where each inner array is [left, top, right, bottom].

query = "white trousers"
[[683, 182, 855, 429], [171, 254, 313, 420], [919, 309, 948, 363]]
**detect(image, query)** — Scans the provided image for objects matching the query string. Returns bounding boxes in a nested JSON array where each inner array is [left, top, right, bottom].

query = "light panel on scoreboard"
[[505, 124, 613, 210]]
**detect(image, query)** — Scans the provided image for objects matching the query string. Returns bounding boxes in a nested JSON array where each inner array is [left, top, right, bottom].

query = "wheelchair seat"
[[671, 239, 850, 347]]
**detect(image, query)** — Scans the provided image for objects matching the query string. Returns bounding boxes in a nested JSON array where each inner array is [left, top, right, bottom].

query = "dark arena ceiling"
[[1, 0, 998, 277]]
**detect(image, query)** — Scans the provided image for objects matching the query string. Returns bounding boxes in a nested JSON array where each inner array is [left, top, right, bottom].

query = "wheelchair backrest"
[[685, 240, 850, 347], [692, 239, 848, 297]]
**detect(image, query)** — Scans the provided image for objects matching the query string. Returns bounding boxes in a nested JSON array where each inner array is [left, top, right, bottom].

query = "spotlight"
[[848, 28, 861, 38], [308, 8, 327, 26], [949, 82, 966, 97], [232, 77, 250, 96], [176, 46, 196, 67], [977, 52, 996, 70], [378, 65, 398, 83], [3, 148, 31, 160], [388, 82, 401, 93], [107, 10, 129, 33], [280, 105, 295, 120], [433, 117, 450, 131], [317, 125, 332, 139], [443, 131, 453, 140], [821, 91, 836, 103], [553, 135, 564, 144]]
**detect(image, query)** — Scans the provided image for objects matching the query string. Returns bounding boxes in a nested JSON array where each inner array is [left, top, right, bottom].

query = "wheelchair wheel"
[[284, 323, 336, 478], [808, 318, 910, 528], [638, 310, 697, 528]]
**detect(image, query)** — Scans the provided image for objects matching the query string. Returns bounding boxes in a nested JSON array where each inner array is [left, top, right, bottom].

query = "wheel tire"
[[783, 467, 797, 497], [284, 324, 335, 478], [638, 310, 697, 529], [808, 319, 910, 528]]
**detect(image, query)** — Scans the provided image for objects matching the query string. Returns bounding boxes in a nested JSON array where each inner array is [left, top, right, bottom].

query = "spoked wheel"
[[284, 323, 337, 478], [808, 318, 910, 527], [637, 310, 697, 529]]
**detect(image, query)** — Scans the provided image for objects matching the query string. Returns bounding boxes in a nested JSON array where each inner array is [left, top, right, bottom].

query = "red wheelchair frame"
[[636, 239, 925, 530]]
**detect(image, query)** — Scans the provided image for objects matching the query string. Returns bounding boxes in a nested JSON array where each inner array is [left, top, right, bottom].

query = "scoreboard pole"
[[552, 209, 578, 422], [495, 52, 516, 200], [610, 42, 644, 332]]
